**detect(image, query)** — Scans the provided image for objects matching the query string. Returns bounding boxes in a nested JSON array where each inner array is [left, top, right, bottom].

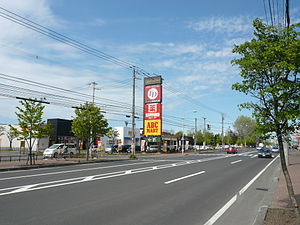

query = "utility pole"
[[195, 117, 197, 149], [221, 114, 224, 150], [131, 67, 136, 156], [89, 82, 100, 105], [203, 117, 206, 149], [88, 82, 100, 159], [181, 117, 185, 154]]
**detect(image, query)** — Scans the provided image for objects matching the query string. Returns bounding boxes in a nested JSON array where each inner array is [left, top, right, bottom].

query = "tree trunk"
[[29, 137, 32, 166], [276, 129, 300, 219], [9, 140, 12, 151]]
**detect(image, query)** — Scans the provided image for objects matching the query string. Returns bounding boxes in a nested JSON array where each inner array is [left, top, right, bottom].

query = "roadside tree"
[[72, 102, 110, 161], [11, 100, 50, 165], [232, 19, 300, 218], [6, 126, 19, 150], [233, 116, 257, 147], [107, 128, 119, 145]]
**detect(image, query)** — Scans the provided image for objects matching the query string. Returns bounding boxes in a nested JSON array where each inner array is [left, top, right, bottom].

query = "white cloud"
[[188, 16, 252, 34], [206, 47, 232, 58]]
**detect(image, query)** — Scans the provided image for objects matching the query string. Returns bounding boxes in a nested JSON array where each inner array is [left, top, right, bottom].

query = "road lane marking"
[[230, 160, 242, 164], [203, 155, 279, 225], [0, 161, 159, 181], [0, 154, 239, 196], [164, 171, 205, 185], [204, 194, 237, 225], [251, 155, 257, 158], [239, 155, 279, 195], [0, 155, 228, 196]]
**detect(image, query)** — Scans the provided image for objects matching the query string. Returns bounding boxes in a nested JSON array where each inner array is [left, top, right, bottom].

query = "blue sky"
[[0, 0, 299, 134]]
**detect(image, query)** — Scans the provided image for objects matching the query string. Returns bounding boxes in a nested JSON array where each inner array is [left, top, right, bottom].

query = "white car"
[[43, 143, 77, 158]]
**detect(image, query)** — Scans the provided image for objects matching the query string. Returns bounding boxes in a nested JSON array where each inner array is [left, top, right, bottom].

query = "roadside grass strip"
[[0, 155, 229, 196], [203, 155, 279, 225]]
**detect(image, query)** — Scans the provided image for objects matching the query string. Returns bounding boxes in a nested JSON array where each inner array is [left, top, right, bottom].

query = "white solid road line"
[[239, 155, 279, 195], [203, 155, 279, 225], [164, 171, 206, 185], [203, 194, 238, 225], [230, 160, 242, 164], [251, 155, 257, 158]]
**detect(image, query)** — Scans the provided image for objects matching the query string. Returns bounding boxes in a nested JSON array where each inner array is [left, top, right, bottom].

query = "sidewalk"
[[264, 151, 300, 225]]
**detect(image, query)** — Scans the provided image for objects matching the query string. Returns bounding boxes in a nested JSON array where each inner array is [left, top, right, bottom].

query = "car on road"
[[271, 146, 279, 153], [226, 146, 238, 154], [258, 147, 272, 158], [43, 143, 77, 158]]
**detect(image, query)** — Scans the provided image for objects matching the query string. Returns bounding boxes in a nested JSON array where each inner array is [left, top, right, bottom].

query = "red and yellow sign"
[[145, 85, 162, 103], [144, 103, 161, 120], [144, 120, 161, 136]]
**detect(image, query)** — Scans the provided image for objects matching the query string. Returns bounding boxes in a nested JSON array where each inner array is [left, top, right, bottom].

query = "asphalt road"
[[0, 150, 280, 225]]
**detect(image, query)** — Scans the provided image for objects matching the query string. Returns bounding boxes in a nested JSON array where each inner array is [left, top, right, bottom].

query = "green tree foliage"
[[232, 18, 300, 218], [11, 100, 50, 165], [107, 128, 119, 145], [6, 126, 19, 150], [72, 102, 110, 160], [233, 116, 257, 146]]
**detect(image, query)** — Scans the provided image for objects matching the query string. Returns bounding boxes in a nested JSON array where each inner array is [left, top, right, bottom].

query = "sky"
[[0, 0, 299, 134]]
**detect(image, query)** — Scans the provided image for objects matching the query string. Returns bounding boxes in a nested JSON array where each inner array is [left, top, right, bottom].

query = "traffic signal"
[[207, 124, 211, 130]]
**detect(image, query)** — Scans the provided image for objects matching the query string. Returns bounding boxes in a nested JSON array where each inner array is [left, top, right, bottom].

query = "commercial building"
[[0, 124, 49, 151]]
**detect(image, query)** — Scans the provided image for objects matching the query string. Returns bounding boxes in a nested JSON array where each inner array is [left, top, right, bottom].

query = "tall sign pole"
[[144, 76, 163, 150], [131, 67, 136, 156]]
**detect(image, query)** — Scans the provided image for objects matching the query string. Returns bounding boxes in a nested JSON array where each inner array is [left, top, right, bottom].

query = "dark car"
[[258, 148, 272, 158], [120, 144, 131, 153], [127, 145, 141, 153], [226, 146, 238, 154]]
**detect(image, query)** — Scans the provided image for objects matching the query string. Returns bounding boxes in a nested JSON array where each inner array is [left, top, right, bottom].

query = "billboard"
[[145, 85, 162, 103], [144, 103, 162, 120], [144, 120, 162, 136], [144, 76, 162, 137]]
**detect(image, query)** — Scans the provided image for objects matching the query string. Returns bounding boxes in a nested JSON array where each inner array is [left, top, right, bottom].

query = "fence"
[[0, 153, 42, 162]]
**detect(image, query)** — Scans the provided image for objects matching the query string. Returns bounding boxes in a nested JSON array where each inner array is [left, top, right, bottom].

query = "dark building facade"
[[47, 119, 76, 145]]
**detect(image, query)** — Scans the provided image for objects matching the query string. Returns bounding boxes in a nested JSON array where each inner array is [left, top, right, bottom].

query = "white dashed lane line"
[[230, 160, 242, 164]]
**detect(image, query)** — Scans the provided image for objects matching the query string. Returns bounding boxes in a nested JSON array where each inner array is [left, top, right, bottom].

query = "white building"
[[0, 124, 49, 151], [114, 126, 141, 146]]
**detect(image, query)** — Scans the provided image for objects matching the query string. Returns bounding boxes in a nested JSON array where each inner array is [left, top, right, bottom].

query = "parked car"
[[258, 147, 272, 158], [43, 143, 77, 158], [127, 145, 141, 153], [120, 144, 131, 153], [146, 145, 159, 153], [226, 146, 238, 154], [105, 145, 118, 153]]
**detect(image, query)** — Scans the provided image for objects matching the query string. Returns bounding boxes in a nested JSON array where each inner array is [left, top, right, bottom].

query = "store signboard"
[[144, 103, 161, 120], [144, 120, 161, 136], [145, 85, 162, 103], [144, 76, 162, 138]]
